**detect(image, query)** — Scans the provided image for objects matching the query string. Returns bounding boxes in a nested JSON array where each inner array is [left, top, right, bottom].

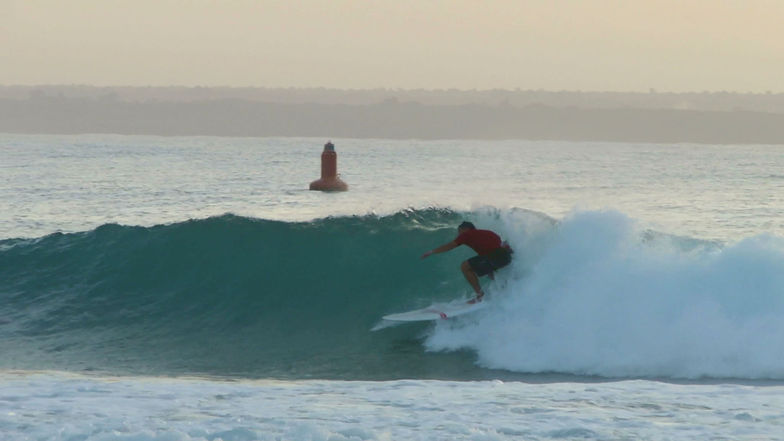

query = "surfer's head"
[[458, 221, 476, 233]]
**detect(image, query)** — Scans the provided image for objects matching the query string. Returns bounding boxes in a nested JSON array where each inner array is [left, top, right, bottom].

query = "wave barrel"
[[309, 141, 348, 191]]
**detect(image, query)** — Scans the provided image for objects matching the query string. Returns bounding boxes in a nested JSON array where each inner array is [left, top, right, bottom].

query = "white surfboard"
[[382, 299, 486, 322]]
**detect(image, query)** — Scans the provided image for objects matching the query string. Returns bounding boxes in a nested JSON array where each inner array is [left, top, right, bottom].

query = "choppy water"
[[2, 134, 784, 440], [3, 134, 783, 240], [3, 371, 784, 441]]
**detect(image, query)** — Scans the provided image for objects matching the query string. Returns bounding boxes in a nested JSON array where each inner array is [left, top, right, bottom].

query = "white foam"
[[1, 371, 782, 441], [428, 209, 784, 379]]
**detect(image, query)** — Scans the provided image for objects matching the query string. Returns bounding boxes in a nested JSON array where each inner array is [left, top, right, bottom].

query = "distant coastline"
[[2, 86, 783, 144]]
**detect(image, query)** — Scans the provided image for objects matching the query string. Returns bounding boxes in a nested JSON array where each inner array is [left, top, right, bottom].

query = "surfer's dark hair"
[[458, 221, 476, 230]]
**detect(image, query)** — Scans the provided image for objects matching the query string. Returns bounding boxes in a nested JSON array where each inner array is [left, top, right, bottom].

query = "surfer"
[[421, 221, 513, 303]]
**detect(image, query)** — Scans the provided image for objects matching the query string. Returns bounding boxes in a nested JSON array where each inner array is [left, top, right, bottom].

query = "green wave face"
[[0, 209, 501, 379]]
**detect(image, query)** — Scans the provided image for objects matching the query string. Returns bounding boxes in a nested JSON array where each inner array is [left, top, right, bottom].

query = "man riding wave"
[[421, 221, 513, 303]]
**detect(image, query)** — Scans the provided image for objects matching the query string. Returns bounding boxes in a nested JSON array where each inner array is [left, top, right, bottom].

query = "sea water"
[[2, 134, 784, 440]]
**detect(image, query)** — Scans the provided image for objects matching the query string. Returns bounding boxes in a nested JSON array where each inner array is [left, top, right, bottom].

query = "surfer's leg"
[[461, 260, 484, 299]]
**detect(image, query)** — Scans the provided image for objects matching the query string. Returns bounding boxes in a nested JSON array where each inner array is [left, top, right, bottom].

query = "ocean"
[[1, 134, 784, 440]]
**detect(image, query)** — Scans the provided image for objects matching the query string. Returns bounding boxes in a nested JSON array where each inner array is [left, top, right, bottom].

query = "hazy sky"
[[3, 0, 782, 92]]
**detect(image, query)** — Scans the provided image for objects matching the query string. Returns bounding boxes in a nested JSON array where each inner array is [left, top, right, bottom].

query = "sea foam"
[[427, 209, 784, 379]]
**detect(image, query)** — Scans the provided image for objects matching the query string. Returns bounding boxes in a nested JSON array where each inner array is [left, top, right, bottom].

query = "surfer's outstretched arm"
[[421, 241, 459, 259]]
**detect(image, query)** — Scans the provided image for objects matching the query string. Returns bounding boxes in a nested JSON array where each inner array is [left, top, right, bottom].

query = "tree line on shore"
[[2, 86, 783, 144]]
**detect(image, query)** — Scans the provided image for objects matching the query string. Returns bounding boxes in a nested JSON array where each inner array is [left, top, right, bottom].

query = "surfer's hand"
[[421, 250, 433, 259]]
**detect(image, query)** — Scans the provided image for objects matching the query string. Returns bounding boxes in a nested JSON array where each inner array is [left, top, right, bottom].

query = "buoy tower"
[[309, 141, 348, 192]]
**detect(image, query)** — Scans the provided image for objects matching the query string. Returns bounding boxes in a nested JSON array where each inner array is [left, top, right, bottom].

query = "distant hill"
[[1, 86, 783, 144], [3, 85, 784, 111]]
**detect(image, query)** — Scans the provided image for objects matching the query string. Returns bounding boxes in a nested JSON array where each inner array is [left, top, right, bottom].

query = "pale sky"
[[2, 0, 783, 92]]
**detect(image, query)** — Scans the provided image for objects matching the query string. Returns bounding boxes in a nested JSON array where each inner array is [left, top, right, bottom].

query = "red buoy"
[[309, 141, 348, 191]]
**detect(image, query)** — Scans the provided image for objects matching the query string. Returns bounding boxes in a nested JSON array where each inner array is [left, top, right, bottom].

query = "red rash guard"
[[455, 229, 502, 256]]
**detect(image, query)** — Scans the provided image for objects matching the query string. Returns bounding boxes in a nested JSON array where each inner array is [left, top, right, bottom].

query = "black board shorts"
[[467, 247, 512, 277]]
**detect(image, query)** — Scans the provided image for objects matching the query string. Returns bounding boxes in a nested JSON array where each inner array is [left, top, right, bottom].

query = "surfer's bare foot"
[[467, 293, 484, 304]]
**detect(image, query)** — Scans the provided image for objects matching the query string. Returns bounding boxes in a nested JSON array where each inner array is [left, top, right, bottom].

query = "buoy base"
[[309, 178, 348, 192]]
